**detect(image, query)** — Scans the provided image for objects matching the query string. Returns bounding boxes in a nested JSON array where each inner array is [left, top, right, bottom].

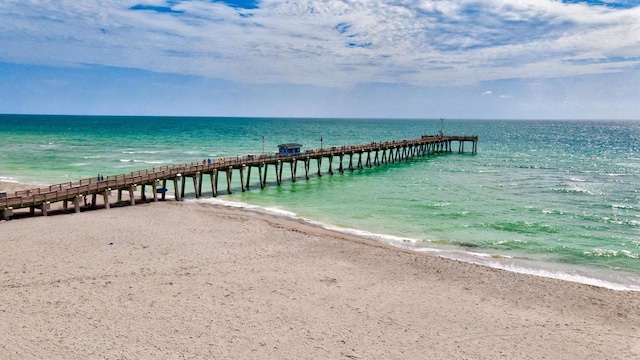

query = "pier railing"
[[0, 135, 477, 218]]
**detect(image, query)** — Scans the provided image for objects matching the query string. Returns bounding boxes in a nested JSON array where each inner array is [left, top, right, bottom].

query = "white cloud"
[[0, 0, 638, 87], [483, 90, 493, 95]]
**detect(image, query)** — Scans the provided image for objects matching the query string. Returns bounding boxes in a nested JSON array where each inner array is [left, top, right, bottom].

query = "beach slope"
[[1, 201, 639, 358]]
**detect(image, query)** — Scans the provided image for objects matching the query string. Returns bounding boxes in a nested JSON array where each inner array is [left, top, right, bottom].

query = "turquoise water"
[[2, 115, 639, 290]]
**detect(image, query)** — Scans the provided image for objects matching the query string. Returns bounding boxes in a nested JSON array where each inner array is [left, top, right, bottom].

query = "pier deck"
[[0, 135, 477, 219]]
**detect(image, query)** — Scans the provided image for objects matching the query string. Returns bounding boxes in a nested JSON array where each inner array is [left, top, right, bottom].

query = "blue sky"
[[0, 0, 638, 119]]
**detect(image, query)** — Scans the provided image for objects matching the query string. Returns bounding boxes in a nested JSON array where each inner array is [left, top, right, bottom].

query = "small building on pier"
[[278, 143, 303, 156]]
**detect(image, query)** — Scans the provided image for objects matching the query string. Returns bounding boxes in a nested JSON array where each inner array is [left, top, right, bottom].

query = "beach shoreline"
[[3, 179, 640, 291], [1, 181, 640, 358], [198, 196, 640, 292]]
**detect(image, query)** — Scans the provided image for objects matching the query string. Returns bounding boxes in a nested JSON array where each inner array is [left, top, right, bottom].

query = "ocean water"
[[2, 115, 639, 290]]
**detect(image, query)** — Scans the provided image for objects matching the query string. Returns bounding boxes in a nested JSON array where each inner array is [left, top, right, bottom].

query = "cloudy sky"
[[0, 0, 638, 119]]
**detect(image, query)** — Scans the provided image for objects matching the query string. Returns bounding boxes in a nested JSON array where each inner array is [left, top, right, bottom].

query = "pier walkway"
[[0, 135, 477, 220]]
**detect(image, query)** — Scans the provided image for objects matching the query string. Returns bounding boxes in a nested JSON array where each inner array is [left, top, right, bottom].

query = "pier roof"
[[277, 143, 303, 149]]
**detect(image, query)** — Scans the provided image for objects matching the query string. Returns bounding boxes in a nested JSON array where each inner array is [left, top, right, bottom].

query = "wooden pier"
[[0, 135, 477, 220]]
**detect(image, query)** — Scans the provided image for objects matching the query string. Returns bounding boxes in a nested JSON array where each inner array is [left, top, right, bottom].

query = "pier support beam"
[[41, 202, 50, 216], [240, 165, 246, 192], [210, 170, 219, 197], [258, 165, 265, 189], [246, 166, 252, 190], [129, 185, 136, 206], [328, 156, 334, 175], [141, 185, 147, 201], [173, 175, 182, 201], [74, 195, 81, 213], [181, 175, 187, 199], [226, 167, 233, 194], [196, 173, 203, 197], [304, 158, 310, 180], [1, 207, 13, 220], [262, 164, 269, 187], [277, 161, 284, 184], [161, 179, 167, 200], [290, 161, 297, 182], [152, 181, 158, 202], [194, 172, 201, 198], [103, 189, 110, 209]]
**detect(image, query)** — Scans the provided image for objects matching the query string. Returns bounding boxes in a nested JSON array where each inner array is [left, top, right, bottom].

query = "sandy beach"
[[1, 182, 639, 359]]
